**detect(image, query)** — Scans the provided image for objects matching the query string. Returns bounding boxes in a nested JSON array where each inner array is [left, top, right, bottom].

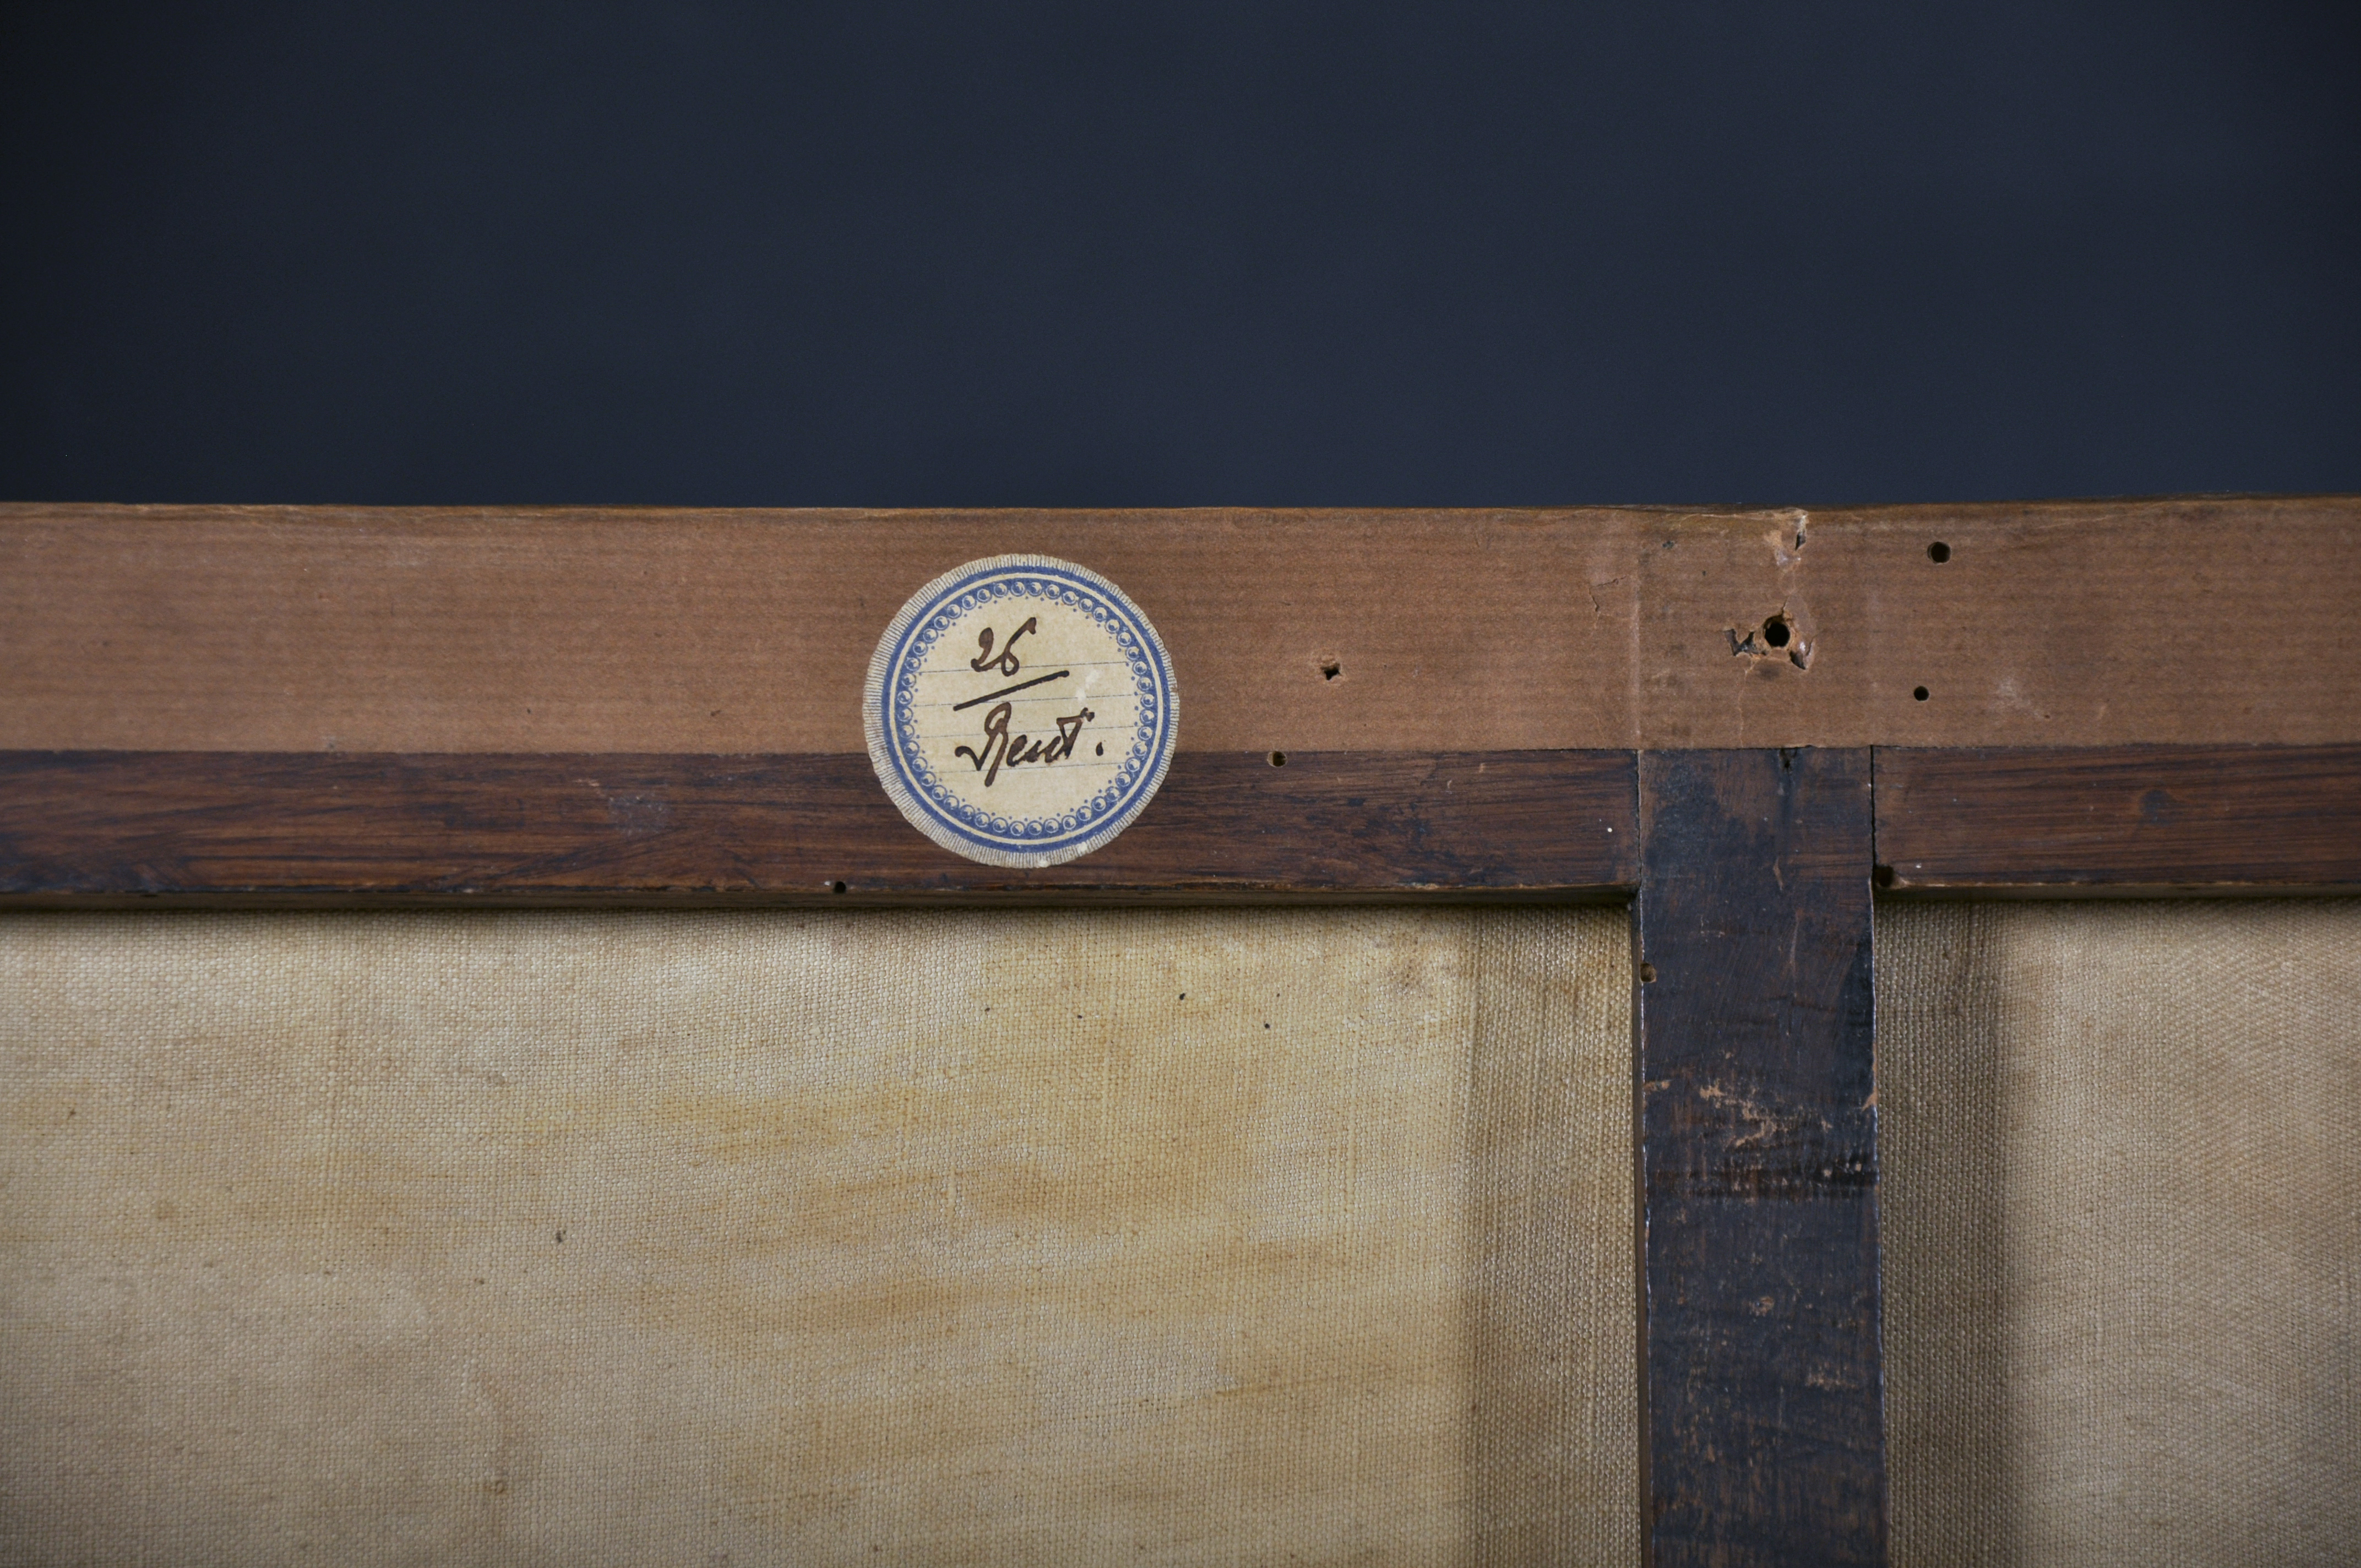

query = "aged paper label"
[[864, 555, 1178, 868]]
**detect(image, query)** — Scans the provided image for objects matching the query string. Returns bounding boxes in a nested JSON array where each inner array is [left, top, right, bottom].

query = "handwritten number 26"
[[970, 617, 1037, 677]]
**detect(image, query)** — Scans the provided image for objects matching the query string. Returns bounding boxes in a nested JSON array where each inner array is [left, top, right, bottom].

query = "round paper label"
[[863, 555, 1179, 868]]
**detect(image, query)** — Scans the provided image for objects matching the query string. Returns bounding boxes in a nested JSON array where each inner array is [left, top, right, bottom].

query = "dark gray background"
[[3, 3, 2354, 505]]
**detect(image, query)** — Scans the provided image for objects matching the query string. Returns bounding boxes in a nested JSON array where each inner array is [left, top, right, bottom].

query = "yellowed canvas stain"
[[0, 907, 1635, 1566]]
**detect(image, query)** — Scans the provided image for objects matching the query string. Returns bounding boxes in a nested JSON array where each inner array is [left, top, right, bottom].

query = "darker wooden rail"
[[1874, 744, 2361, 896], [0, 748, 1635, 906]]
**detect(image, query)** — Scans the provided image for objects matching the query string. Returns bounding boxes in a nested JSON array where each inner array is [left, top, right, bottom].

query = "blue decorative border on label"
[[863, 556, 1179, 867]]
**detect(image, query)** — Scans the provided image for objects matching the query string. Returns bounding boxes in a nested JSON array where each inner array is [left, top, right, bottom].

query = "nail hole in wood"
[[1928, 541, 1951, 563], [830, 880, 847, 894], [1319, 658, 1341, 680], [1639, 962, 1657, 983], [1268, 751, 1287, 767], [1873, 865, 1896, 888], [1763, 616, 1791, 648], [1913, 686, 1929, 701]]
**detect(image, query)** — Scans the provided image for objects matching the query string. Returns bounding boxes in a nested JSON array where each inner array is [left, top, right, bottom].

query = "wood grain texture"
[[1875, 744, 2361, 895], [1635, 749, 1885, 1565], [1, 497, 2354, 755], [0, 749, 1635, 906]]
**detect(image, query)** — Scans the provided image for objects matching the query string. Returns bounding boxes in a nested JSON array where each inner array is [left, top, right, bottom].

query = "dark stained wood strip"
[[1875, 744, 2361, 895], [1635, 749, 1886, 1565], [0, 749, 1636, 906]]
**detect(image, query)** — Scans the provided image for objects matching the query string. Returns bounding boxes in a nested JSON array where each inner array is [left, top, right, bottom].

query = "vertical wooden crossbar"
[[1635, 749, 1886, 1565]]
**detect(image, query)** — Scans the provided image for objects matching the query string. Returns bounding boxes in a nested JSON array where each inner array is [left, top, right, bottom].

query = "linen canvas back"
[[1880, 900, 2361, 1567], [0, 907, 1637, 1566]]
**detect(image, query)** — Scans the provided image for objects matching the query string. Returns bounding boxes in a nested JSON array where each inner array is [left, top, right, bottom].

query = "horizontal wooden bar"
[[14, 744, 2351, 906], [0, 749, 1636, 906], [3, 498, 2356, 756], [1874, 744, 2361, 895]]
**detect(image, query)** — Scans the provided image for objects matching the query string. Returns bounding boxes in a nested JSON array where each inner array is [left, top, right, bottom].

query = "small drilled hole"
[[1319, 658, 1341, 680], [1268, 751, 1287, 767], [1912, 686, 1929, 701], [1928, 541, 1951, 563], [1763, 616, 1791, 648], [1639, 962, 1657, 983], [1873, 865, 1896, 889], [830, 880, 847, 894]]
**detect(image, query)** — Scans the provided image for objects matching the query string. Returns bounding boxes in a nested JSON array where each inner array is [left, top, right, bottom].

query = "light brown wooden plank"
[[1626, 495, 2361, 749], [0, 506, 1640, 755], [3, 498, 2354, 754]]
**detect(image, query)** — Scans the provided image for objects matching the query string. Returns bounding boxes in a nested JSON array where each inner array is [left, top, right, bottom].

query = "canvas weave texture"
[[1880, 901, 2360, 1567], [0, 907, 1636, 1566]]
